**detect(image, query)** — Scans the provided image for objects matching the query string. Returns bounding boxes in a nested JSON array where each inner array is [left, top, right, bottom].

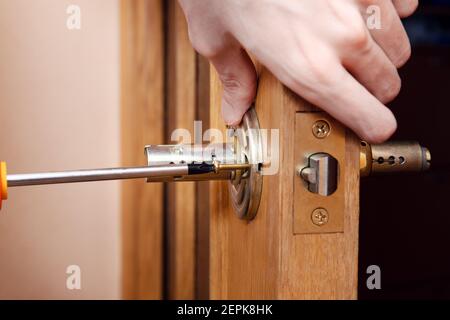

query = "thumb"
[[210, 46, 257, 126]]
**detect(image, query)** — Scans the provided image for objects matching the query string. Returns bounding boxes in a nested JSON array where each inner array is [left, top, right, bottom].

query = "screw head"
[[311, 208, 329, 226], [312, 120, 331, 139]]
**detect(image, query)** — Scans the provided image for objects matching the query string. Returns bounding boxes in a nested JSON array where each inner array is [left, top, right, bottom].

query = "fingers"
[[342, 30, 401, 104], [392, 0, 419, 18], [287, 60, 397, 143], [322, 66, 397, 143], [365, 0, 411, 67], [209, 46, 257, 126]]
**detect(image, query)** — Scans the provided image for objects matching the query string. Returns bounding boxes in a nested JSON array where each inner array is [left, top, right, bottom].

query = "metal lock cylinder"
[[360, 141, 431, 177], [145, 108, 264, 220], [145, 143, 236, 182]]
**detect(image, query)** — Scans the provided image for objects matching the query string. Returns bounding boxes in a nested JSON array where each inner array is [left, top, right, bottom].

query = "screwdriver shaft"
[[7, 164, 191, 187]]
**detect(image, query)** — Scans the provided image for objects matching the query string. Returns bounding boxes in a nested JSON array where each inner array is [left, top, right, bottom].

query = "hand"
[[178, 0, 418, 143]]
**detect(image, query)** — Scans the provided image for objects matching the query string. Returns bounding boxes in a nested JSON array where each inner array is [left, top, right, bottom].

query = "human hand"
[[178, 0, 418, 143]]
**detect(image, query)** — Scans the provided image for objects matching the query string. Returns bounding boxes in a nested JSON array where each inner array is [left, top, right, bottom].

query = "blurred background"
[[0, 0, 120, 299], [359, 0, 450, 299]]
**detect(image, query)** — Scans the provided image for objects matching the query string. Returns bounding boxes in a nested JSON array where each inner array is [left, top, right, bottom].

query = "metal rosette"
[[228, 108, 263, 220]]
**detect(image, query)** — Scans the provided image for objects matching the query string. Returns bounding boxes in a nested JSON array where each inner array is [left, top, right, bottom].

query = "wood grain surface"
[[121, 0, 164, 299], [210, 65, 360, 299], [165, 0, 197, 299]]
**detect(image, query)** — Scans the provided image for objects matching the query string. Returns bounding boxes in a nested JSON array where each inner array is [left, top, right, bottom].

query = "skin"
[[178, 0, 419, 143]]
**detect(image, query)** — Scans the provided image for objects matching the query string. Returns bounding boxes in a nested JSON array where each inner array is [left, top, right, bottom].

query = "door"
[[209, 67, 360, 300], [120, 0, 431, 300], [120, 0, 361, 300]]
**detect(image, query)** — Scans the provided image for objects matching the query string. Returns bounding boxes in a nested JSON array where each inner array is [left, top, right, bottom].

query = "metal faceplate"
[[294, 112, 346, 234], [229, 108, 264, 220]]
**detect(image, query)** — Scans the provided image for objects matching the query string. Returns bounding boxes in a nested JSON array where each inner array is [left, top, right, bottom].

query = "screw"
[[312, 120, 331, 139], [311, 208, 329, 226]]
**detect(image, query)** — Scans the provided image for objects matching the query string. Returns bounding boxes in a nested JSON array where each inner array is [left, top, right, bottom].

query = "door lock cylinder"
[[360, 141, 431, 177]]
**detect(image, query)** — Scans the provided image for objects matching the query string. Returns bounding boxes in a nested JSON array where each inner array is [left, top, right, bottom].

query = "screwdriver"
[[0, 162, 214, 209], [0, 161, 251, 209]]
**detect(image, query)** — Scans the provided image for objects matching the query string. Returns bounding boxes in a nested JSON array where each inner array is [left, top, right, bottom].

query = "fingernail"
[[221, 100, 244, 126]]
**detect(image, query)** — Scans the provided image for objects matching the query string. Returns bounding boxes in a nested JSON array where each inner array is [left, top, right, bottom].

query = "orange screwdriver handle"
[[0, 162, 8, 209]]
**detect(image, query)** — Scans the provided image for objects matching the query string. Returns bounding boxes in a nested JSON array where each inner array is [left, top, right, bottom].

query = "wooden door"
[[209, 67, 360, 300], [121, 0, 210, 300], [121, 0, 360, 300], [121, 0, 165, 299]]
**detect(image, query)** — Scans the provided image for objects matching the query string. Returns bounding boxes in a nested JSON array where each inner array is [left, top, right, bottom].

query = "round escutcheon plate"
[[228, 108, 263, 220]]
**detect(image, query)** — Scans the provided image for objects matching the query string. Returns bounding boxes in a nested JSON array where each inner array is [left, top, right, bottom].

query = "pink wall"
[[0, 0, 121, 299]]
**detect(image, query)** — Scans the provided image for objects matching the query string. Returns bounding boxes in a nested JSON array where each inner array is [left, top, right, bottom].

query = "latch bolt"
[[298, 153, 338, 196]]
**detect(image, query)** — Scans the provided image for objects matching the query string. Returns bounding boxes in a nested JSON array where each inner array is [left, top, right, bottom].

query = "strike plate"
[[294, 112, 346, 234]]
